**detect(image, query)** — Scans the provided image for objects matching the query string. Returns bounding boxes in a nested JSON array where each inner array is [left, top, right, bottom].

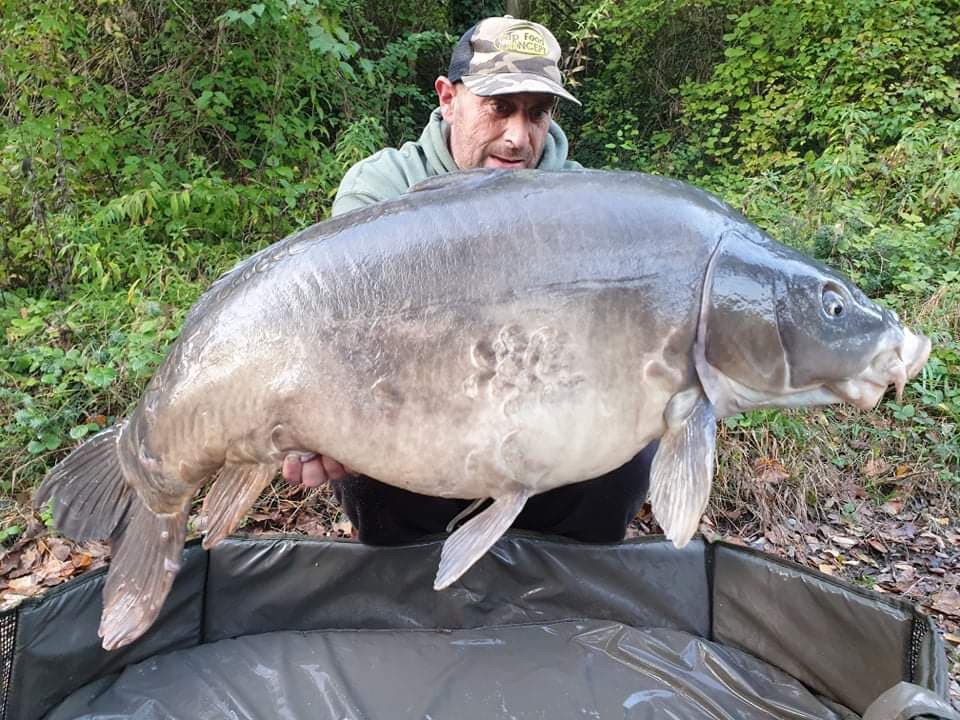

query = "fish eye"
[[822, 288, 845, 318]]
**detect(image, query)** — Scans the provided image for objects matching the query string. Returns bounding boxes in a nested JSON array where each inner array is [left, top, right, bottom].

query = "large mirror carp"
[[35, 170, 930, 649]]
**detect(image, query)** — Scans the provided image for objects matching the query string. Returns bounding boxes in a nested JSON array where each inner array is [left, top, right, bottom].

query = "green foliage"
[[0, 0, 449, 292], [677, 0, 959, 173], [548, 0, 739, 164], [1, 289, 187, 488]]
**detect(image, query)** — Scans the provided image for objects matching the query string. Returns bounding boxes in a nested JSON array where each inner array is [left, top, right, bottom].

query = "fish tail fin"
[[35, 422, 191, 651], [34, 424, 133, 541], [99, 498, 188, 650], [201, 462, 276, 548]]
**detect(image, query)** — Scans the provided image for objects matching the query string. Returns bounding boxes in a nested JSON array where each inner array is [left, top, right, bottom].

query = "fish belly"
[[283, 293, 686, 500]]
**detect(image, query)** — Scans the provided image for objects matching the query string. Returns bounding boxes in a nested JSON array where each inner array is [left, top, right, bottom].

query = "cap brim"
[[462, 73, 581, 106]]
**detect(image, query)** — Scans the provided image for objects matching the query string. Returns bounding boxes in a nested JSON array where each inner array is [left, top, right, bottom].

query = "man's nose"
[[503, 113, 531, 149]]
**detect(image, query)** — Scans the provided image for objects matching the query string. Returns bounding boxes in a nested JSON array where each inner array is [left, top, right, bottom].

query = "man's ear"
[[435, 76, 457, 123]]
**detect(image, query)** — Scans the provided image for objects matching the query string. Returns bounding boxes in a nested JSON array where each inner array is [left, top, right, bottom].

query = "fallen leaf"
[[930, 589, 960, 617], [895, 565, 917, 583], [37, 555, 71, 582], [753, 457, 789, 484], [7, 566, 31, 580], [0, 595, 29, 611], [49, 540, 71, 562], [765, 527, 791, 546], [919, 532, 946, 550], [7, 576, 36, 592], [818, 564, 835, 575], [248, 511, 280, 522], [84, 542, 110, 558], [723, 536, 748, 547], [863, 458, 888, 478], [832, 536, 858, 549], [868, 539, 889, 553], [0, 557, 18, 575], [881, 500, 903, 516]]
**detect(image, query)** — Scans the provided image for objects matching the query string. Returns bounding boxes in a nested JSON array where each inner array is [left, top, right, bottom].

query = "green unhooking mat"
[[2, 535, 956, 720]]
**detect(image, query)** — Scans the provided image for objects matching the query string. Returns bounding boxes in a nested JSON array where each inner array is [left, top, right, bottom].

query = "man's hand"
[[282, 453, 352, 487]]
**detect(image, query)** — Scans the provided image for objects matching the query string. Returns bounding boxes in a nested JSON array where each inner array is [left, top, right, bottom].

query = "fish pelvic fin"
[[100, 497, 188, 651], [434, 490, 529, 591], [33, 424, 133, 542], [201, 462, 277, 548], [649, 388, 717, 548]]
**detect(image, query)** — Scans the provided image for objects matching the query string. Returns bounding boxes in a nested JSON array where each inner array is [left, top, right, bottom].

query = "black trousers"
[[330, 441, 658, 545]]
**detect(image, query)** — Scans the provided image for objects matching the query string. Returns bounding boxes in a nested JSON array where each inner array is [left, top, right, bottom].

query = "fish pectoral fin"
[[434, 490, 529, 590], [201, 462, 277, 548], [649, 388, 717, 549]]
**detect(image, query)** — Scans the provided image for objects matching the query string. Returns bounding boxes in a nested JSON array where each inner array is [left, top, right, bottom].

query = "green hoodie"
[[332, 107, 582, 216]]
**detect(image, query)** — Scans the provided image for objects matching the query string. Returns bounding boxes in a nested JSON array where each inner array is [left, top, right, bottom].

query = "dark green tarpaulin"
[[2, 534, 955, 720]]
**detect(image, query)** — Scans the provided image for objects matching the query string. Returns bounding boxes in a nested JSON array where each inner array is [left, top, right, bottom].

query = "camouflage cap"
[[447, 16, 580, 105]]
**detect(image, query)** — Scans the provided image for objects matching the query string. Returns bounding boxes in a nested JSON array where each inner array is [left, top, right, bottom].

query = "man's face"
[[436, 77, 554, 170]]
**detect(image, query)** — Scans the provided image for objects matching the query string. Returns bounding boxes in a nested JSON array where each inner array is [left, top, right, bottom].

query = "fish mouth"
[[830, 329, 931, 411]]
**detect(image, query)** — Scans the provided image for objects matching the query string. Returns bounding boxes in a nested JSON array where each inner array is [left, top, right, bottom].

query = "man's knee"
[[331, 475, 470, 546], [516, 440, 658, 542]]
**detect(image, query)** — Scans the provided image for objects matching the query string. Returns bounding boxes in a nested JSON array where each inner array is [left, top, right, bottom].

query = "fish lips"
[[696, 324, 933, 416], [829, 329, 931, 410]]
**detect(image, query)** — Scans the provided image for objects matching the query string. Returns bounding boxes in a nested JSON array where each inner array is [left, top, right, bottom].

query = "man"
[[283, 16, 658, 544]]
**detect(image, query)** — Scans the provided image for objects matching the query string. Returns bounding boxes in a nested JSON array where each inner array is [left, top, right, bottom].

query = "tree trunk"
[[506, 0, 531, 18]]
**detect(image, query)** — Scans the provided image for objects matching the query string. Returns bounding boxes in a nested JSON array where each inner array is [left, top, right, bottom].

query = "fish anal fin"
[[201, 463, 277, 548], [100, 499, 188, 651], [649, 388, 717, 549], [434, 490, 529, 590]]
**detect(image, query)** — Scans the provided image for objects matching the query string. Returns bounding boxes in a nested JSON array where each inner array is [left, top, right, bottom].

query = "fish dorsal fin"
[[648, 388, 717, 548], [434, 489, 529, 590], [409, 169, 508, 195]]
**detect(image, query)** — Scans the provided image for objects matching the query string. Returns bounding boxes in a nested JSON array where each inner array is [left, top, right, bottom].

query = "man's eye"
[[492, 101, 510, 115], [531, 109, 549, 122]]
